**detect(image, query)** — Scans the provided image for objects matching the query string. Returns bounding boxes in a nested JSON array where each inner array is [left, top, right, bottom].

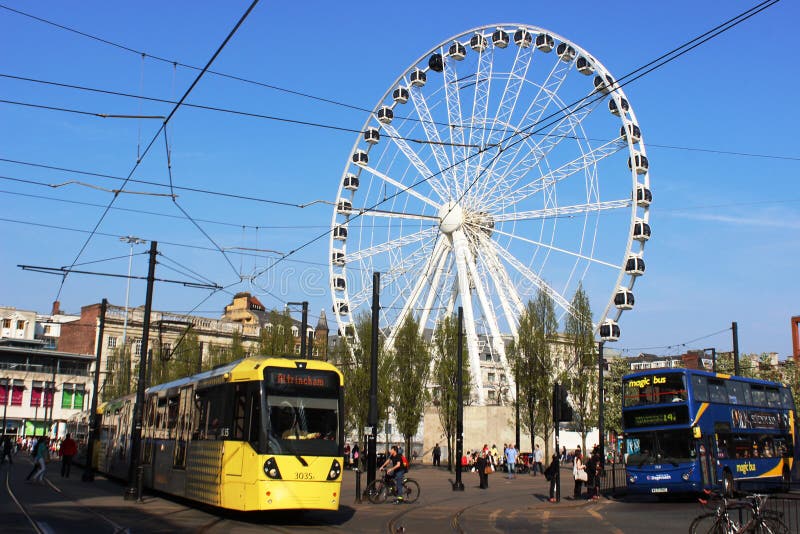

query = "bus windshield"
[[624, 373, 687, 407], [625, 429, 695, 466]]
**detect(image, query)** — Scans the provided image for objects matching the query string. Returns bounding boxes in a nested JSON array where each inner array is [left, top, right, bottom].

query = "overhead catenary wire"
[[53, 0, 261, 302]]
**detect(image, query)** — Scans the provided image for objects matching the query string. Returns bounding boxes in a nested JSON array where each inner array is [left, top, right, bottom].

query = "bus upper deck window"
[[691, 375, 708, 402]]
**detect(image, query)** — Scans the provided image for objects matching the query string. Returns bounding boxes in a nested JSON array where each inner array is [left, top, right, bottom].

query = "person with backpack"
[[382, 445, 407, 504]]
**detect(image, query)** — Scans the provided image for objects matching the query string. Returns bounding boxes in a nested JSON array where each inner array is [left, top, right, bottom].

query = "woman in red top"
[[59, 433, 78, 478]]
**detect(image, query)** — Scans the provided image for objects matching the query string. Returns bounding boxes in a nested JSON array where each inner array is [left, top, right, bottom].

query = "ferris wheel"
[[329, 24, 651, 405]]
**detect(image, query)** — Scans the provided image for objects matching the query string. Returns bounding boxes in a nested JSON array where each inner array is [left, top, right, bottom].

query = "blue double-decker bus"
[[622, 368, 797, 496]]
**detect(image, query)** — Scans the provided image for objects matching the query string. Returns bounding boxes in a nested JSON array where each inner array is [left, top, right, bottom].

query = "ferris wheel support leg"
[[464, 238, 516, 402], [451, 229, 485, 405], [418, 247, 451, 336]]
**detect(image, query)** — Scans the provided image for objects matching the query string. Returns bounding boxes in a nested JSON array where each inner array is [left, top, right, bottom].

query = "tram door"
[[173, 386, 193, 469]]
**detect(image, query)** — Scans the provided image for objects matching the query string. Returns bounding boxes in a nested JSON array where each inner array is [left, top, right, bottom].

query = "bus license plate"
[[651, 488, 668, 493]]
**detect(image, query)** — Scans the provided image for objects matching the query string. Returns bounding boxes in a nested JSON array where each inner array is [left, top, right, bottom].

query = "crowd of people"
[[0, 433, 79, 483]]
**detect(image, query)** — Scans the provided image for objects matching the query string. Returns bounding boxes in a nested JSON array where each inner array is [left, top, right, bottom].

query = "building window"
[[133, 338, 142, 355], [31, 383, 42, 407], [107, 336, 117, 349], [61, 383, 73, 409], [43, 383, 54, 408], [487, 373, 495, 383], [11, 385, 23, 406], [0, 381, 7, 404], [294, 343, 301, 354], [488, 390, 496, 401], [60, 384, 85, 409], [484, 353, 492, 361], [44, 325, 52, 335], [16, 320, 25, 330], [2, 318, 10, 328]]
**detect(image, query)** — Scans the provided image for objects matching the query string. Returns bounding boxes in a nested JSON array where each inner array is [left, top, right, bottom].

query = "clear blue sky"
[[1, 0, 797, 358]]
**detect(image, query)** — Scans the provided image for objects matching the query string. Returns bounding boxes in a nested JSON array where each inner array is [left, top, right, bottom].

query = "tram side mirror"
[[692, 426, 702, 439]]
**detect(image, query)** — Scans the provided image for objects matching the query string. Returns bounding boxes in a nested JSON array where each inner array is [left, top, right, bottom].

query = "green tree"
[[512, 290, 561, 459], [432, 315, 471, 470], [603, 356, 631, 453], [333, 313, 393, 445], [391, 315, 431, 462], [102, 345, 132, 400], [258, 309, 296, 356], [564, 284, 597, 453]]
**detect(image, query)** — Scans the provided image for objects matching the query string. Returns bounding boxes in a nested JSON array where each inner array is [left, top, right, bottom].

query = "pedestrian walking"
[[28, 436, 49, 483], [59, 433, 78, 478], [532, 443, 544, 476], [572, 449, 586, 499], [544, 454, 559, 502], [505, 443, 518, 479], [432, 443, 441, 467], [1, 436, 13, 464], [476, 449, 490, 489]]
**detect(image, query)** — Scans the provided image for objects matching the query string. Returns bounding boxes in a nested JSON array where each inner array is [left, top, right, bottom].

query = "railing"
[[599, 463, 627, 496]]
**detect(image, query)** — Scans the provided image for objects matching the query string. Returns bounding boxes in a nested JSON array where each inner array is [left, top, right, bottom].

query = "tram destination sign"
[[265, 368, 339, 396], [624, 406, 690, 429]]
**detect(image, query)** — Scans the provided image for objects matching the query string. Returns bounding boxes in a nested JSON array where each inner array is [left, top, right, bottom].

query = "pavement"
[[0, 454, 697, 533]]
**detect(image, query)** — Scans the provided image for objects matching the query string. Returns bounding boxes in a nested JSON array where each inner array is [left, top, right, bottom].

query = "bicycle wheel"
[[689, 513, 736, 534], [750, 516, 789, 534], [402, 479, 420, 504], [366, 479, 388, 504]]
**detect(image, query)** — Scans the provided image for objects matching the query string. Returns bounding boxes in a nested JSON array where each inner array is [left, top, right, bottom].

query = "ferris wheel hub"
[[438, 202, 464, 234]]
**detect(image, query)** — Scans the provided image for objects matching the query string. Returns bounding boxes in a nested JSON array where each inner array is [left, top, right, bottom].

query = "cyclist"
[[380, 445, 406, 504]]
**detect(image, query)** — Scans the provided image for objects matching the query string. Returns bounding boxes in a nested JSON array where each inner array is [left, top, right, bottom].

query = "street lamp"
[[120, 236, 147, 347]]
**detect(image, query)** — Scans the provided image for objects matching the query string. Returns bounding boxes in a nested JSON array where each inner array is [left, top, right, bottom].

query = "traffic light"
[[553, 383, 573, 423]]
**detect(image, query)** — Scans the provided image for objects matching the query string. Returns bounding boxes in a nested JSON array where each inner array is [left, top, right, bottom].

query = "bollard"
[[354, 467, 362, 503]]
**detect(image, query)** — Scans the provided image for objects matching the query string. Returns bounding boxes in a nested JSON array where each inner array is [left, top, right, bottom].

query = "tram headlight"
[[327, 459, 342, 481], [264, 457, 283, 479]]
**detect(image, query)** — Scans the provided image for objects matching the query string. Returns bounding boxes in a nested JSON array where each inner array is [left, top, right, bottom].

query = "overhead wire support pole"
[[287, 301, 309, 358], [453, 306, 465, 491], [732, 322, 740, 376], [125, 241, 157, 502], [367, 272, 379, 489]]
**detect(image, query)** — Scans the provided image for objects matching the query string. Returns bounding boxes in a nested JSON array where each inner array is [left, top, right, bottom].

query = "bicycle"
[[689, 490, 789, 534], [365, 468, 420, 504], [689, 489, 741, 534]]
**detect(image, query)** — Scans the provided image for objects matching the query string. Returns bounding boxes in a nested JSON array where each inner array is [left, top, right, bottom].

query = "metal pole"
[[2, 378, 8, 438], [453, 306, 465, 491], [712, 348, 717, 374], [515, 368, 520, 450], [120, 236, 145, 347], [554, 382, 561, 502], [83, 298, 107, 482], [125, 241, 157, 501], [732, 322, 740, 376], [598, 341, 605, 467], [367, 273, 379, 488], [300, 301, 308, 358]]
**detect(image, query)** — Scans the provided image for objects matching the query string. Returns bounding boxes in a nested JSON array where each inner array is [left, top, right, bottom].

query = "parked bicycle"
[[689, 490, 789, 533], [365, 468, 420, 504]]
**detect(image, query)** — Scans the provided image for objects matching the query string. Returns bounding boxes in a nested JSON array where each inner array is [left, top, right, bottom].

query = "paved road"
[[1, 454, 703, 533]]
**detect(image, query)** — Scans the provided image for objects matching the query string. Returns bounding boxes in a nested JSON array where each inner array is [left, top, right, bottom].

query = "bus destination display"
[[623, 406, 690, 429]]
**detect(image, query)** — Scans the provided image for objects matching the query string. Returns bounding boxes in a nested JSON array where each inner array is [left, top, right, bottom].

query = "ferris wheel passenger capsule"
[[392, 86, 409, 104], [594, 74, 616, 95], [334, 300, 349, 315], [336, 198, 352, 214], [352, 149, 368, 166], [343, 173, 359, 191], [332, 275, 346, 291], [635, 184, 652, 207], [331, 250, 345, 266], [449, 41, 466, 60], [556, 42, 576, 62], [513, 28, 532, 48], [632, 219, 651, 242], [333, 225, 348, 241], [492, 29, 509, 48], [627, 152, 649, 174], [410, 69, 427, 87], [428, 53, 444, 72], [625, 254, 645, 276], [364, 128, 381, 145], [614, 288, 635, 310], [576, 56, 595, 75], [470, 33, 488, 52], [621, 123, 641, 143], [377, 106, 394, 124], [535, 33, 554, 52], [599, 320, 620, 341], [609, 97, 629, 116]]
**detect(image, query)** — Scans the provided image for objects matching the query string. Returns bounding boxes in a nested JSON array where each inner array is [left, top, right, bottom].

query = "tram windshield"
[[266, 396, 340, 455]]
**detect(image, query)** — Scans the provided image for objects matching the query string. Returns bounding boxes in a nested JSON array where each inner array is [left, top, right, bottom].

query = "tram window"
[[707, 379, 727, 404], [232, 385, 247, 441], [167, 395, 179, 439], [247, 389, 261, 448], [766, 388, 781, 408], [691, 375, 708, 402], [750, 386, 767, 407]]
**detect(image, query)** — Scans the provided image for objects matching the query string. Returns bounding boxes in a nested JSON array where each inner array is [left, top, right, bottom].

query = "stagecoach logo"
[[735, 462, 756, 475], [645, 474, 671, 481]]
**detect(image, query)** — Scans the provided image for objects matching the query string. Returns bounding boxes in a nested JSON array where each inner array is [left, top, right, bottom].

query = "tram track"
[[382, 490, 516, 534]]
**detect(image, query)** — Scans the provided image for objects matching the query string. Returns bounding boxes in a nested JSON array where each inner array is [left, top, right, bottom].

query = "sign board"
[[363, 426, 374, 435]]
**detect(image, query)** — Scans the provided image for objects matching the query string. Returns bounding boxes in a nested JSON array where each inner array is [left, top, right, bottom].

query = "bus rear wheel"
[[723, 471, 735, 498]]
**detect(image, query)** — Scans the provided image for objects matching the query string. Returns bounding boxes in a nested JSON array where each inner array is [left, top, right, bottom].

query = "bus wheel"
[[723, 471, 735, 498]]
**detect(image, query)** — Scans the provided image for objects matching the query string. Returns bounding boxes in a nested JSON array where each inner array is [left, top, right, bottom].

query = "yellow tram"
[[70, 357, 344, 511]]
